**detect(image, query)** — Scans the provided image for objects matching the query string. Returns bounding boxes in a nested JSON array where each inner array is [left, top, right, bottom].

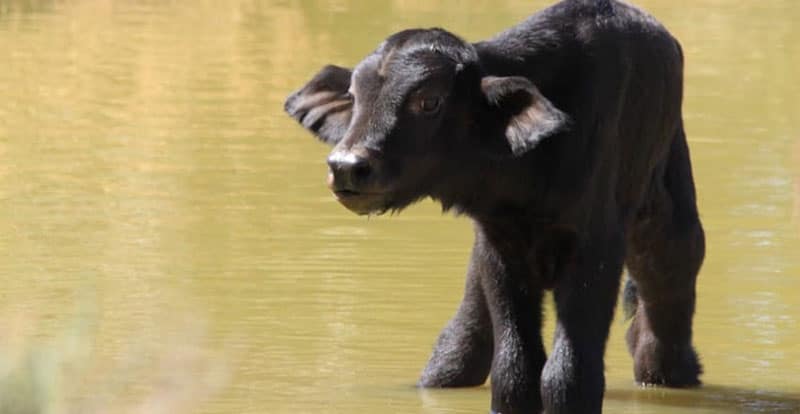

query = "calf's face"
[[285, 29, 567, 215]]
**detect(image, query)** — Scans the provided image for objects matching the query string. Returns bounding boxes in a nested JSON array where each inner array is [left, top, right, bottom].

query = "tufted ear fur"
[[284, 65, 353, 145], [481, 76, 568, 156]]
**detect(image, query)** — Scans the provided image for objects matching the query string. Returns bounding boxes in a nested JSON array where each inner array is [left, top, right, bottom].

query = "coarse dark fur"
[[284, 0, 705, 413]]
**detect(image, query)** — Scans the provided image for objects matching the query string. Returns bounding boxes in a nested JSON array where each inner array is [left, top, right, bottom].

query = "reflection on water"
[[1, 1, 799, 413], [606, 385, 800, 414], [794, 140, 800, 228]]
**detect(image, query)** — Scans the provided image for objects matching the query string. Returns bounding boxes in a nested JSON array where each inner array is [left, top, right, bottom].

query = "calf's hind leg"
[[625, 127, 705, 386]]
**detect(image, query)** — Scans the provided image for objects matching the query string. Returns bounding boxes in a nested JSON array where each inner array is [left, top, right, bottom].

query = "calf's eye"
[[420, 96, 442, 114]]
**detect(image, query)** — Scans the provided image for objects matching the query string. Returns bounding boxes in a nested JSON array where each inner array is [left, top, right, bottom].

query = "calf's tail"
[[622, 276, 638, 320]]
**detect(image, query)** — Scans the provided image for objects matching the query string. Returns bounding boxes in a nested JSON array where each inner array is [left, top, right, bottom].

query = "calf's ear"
[[481, 76, 568, 156], [284, 65, 353, 146]]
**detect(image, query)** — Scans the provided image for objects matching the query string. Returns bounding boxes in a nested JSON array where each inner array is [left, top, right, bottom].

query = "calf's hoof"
[[418, 326, 492, 388], [632, 339, 702, 387]]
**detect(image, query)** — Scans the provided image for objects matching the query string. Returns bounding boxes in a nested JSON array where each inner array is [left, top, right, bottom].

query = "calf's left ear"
[[481, 76, 568, 156]]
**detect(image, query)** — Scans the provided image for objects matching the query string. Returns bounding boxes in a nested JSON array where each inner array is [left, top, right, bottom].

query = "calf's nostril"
[[352, 160, 372, 181], [326, 151, 374, 190]]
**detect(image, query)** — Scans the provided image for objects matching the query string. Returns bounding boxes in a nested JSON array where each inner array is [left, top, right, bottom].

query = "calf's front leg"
[[541, 231, 624, 414], [477, 229, 547, 414], [419, 231, 494, 388]]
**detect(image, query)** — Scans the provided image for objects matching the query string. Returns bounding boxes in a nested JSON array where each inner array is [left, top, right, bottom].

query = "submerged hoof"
[[633, 339, 702, 388]]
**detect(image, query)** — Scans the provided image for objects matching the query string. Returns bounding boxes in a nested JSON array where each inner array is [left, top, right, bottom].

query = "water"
[[1, 1, 798, 413]]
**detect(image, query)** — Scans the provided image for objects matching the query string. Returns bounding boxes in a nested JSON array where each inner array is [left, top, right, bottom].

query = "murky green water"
[[1, 1, 799, 413]]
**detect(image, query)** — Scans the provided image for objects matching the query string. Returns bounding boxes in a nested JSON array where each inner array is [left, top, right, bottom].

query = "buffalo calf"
[[285, 0, 705, 413]]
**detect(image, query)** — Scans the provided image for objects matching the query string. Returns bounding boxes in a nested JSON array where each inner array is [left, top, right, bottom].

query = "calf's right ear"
[[284, 65, 353, 146]]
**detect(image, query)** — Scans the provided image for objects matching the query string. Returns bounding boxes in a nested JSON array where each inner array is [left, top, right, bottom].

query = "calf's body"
[[285, 1, 705, 413]]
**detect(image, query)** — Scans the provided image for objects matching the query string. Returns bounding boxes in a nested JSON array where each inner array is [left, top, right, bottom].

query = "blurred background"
[[1, 0, 798, 413]]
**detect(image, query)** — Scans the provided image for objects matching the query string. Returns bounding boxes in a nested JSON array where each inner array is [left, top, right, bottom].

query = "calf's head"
[[285, 28, 567, 215]]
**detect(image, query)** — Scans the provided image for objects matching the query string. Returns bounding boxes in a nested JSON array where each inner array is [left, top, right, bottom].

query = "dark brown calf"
[[285, 1, 704, 413]]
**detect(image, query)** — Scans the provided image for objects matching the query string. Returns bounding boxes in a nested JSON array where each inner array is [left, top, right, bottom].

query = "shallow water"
[[1, 1, 799, 413]]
